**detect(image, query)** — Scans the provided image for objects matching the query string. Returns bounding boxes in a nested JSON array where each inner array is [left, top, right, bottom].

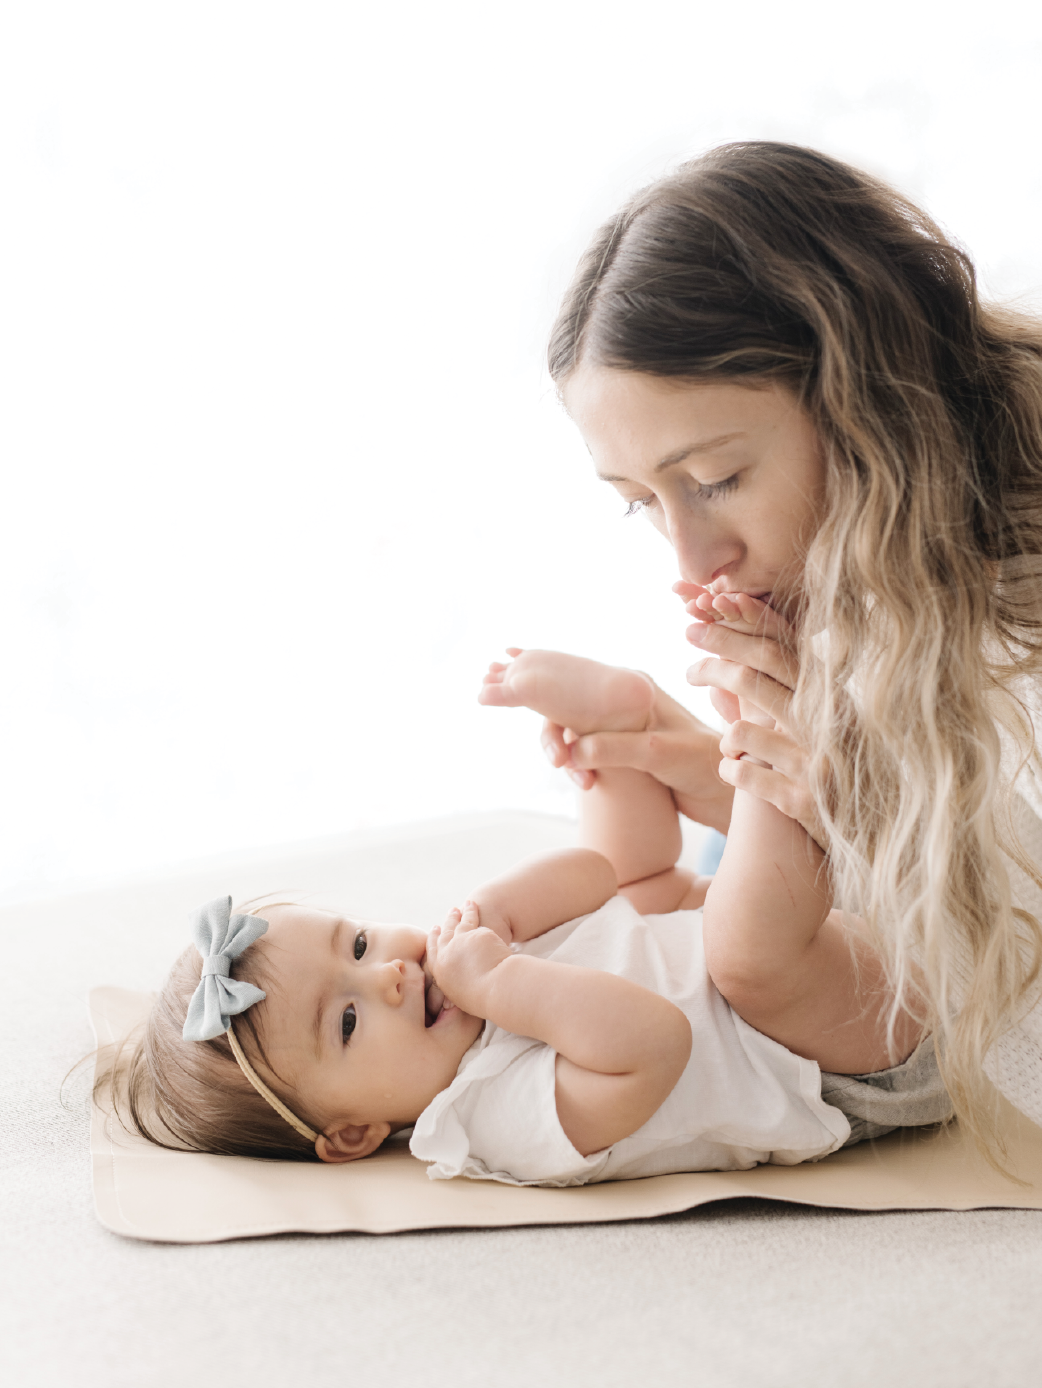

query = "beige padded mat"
[[91, 985, 1042, 1243]]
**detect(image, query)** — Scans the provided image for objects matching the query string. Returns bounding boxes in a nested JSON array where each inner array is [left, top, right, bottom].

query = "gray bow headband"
[[182, 897, 269, 1041]]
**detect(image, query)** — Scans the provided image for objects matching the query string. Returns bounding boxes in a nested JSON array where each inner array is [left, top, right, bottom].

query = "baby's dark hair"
[[96, 916, 319, 1162]]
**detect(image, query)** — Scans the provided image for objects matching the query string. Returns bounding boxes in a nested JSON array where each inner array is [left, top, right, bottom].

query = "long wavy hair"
[[549, 141, 1042, 1160]]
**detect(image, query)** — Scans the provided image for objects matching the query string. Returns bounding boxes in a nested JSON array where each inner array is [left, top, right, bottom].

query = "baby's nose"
[[380, 959, 407, 1004]]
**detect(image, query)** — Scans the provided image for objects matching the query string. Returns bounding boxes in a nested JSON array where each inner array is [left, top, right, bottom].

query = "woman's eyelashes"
[[353, 929, 367, 961], [623, 474, 739, 517], [341, 1003, 357, 1043]]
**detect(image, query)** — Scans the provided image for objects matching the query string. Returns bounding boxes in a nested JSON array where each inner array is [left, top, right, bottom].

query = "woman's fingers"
[[541, 720, 597, 788], [686, 621, 799, 690], [687, 656, 793, 725], [541, 719, 568, 766], [710, 687, 742, 725], [720, 720, 804, 778], [565, 727, 713, 786]]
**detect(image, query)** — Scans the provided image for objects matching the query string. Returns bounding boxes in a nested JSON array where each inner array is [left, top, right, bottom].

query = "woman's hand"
[[540, 688, 734, 836], [679, 585, 826, 849]]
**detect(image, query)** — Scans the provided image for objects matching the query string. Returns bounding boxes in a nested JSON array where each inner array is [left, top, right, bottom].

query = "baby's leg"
[[703, 789, 922, 1073], [481, 650, 692, 901], [479, 649, 654, 735]]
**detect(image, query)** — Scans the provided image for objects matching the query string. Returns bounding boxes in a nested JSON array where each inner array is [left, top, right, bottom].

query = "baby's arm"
[[428, 902, 692, 1155], [468, 849, 617, 944], [480, 650, 709, 914]]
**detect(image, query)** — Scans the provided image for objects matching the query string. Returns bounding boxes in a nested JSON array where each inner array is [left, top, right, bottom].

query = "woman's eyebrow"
[[597, 432, 745, 482], [653, 433, 744, 472]]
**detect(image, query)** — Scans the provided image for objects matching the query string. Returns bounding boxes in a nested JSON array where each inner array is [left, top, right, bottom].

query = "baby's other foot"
[[478, 649, 654, 735], [686, 589, 780, 638], [479, 648, 527, 706]]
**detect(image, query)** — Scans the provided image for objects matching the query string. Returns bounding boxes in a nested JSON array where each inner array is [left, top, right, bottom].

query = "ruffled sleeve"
[[410, 1031, 611, 1187]]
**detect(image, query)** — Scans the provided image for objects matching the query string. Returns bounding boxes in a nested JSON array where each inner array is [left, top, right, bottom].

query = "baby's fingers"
[[439, 906, 462, 946], [457, 900, 482, 933], [426, 925, 440, 972]]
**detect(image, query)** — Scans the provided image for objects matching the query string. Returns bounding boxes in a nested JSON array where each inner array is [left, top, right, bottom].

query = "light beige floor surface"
[[4, 811, 1042, 1387]]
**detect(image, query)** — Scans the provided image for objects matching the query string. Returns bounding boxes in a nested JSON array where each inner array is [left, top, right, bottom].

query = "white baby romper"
[[410, 895, 851, 1186]]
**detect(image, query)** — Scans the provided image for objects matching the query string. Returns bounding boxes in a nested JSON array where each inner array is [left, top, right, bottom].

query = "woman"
[[542, 141, 1042, 1160]]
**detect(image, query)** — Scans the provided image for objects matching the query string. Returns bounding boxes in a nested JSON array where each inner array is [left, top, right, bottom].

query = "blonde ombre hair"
[[549, 141, 1042, 1160]]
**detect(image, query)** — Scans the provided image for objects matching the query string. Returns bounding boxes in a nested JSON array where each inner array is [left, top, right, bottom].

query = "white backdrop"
[[3, 1, 1042, 902]]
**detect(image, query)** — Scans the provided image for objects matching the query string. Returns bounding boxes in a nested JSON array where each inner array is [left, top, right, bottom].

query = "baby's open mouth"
[[424, 969, 447, 1027]]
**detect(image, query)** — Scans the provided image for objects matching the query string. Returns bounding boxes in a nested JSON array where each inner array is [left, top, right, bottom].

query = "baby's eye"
[[354, 930, 367, 960], [341, 1004, 357, 1043]]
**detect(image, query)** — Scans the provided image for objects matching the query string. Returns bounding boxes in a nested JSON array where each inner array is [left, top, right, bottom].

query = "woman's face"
[[562, 366, 827, 615]]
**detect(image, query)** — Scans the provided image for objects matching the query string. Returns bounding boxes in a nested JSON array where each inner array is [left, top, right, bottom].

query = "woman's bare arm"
[[703, 787, 922, 1073]]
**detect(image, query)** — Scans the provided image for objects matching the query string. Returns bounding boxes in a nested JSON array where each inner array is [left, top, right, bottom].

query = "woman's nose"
[[661, 499, 740, 588]]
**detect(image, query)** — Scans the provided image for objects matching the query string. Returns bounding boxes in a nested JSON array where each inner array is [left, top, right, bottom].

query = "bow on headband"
[[182, 897, 269, 1041]]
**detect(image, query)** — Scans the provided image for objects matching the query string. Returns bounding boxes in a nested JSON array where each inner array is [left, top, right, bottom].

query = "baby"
[[108, 619, 950, 1183]]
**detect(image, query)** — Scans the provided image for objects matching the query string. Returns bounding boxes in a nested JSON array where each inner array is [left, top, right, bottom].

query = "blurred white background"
[[3, 0, 1042, 902]]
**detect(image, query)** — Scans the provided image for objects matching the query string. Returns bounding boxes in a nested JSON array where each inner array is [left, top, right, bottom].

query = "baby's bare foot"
[[479, 649, 654, 735], [691, 591, 774, 635]]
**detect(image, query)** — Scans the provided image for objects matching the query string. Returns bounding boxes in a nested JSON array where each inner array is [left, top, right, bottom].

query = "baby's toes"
[[712, 593, 766, 633]]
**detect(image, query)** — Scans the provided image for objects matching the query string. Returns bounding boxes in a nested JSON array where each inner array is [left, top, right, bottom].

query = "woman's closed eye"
[[341, 1004, 357, 1043], [354, 929, 367, 960], [623, 474, 740, 517]]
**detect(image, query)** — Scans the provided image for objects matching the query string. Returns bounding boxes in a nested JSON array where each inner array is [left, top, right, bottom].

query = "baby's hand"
[[426, 901, 512, 1020]]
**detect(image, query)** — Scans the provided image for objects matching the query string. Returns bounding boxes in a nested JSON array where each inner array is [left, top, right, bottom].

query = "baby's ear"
[[315, 1120, 391, 1164]]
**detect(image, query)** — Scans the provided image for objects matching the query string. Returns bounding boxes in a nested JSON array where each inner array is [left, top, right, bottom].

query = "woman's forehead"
[[563, 366, 791, 476]]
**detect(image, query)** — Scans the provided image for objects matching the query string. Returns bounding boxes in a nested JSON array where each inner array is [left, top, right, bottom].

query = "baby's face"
[[251, 904, 484, 1132]]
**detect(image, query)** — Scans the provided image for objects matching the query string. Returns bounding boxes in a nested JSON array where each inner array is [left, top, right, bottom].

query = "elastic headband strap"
[[226, 1023, 319, 1144]]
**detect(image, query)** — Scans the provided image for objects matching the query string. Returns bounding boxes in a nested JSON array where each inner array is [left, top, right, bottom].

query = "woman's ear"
[[314, 1120, 391, 1164]]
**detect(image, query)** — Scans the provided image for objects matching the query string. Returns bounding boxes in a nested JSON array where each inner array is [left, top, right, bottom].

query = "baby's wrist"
[[480, 951, 526, 1025]]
